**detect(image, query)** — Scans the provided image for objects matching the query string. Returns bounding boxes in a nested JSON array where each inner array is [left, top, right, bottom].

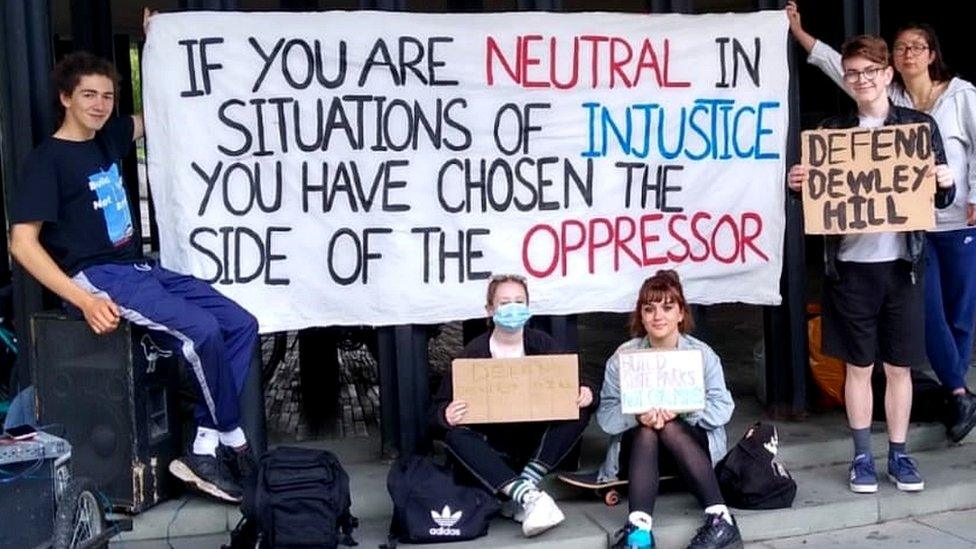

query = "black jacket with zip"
[[813, 104, 955, 280]]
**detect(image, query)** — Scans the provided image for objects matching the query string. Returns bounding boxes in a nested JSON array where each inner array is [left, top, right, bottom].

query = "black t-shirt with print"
[[11, 116, 140, 275]]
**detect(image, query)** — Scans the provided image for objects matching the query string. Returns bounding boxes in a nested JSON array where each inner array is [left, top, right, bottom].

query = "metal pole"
[[1, 0, 54, 392], [70, 0, 114, 59], [761, 0, 807, 416]]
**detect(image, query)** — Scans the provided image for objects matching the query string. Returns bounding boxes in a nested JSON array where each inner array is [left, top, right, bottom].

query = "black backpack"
[[714, 422, 797, 510], [240, 446, 358, 548], [383, 455, 500, 546]]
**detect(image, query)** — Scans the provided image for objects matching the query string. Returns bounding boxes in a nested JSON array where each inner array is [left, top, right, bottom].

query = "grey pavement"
[[749, 508, 976, 548]]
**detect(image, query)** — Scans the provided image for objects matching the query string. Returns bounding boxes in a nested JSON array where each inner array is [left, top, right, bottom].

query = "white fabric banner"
[[143, 10, 789, 332]]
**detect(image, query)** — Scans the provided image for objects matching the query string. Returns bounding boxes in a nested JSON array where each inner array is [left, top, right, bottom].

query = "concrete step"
[[111, 440, 976, 548]]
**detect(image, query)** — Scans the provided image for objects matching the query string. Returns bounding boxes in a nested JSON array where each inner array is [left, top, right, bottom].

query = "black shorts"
[[822, 260, 925, 367]]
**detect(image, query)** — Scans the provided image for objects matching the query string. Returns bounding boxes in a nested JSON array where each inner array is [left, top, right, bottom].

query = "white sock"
[[192, 426, 219, 456], [628, 511, 653, 530], [704, 504, 733, 525], [218, 427, 247, 449]]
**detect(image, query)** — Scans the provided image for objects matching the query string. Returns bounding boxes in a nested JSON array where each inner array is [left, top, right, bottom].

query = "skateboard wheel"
[[603, 489, 620, 506]]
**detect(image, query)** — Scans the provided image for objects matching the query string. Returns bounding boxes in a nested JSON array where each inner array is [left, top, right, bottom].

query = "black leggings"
[[625, 420, 724, 514], [444, 406, 592, 492]]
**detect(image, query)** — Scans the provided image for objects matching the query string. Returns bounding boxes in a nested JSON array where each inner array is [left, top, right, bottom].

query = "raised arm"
[[785, 1, 816, 54], [786, 1, 851, 97]]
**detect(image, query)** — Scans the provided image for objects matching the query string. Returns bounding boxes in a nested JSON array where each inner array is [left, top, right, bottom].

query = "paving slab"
[[111, 533, 229, 548], [750, 518, 974, 548], [915, 508, 976, 544], [111, 496, 232, 542], [877, 444, 976, 521]]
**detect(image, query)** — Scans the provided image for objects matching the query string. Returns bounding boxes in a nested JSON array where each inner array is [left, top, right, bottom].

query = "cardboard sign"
[[801, 123, 936, 235], [452, 354, 579, 424], [618, 349, 705, 413]]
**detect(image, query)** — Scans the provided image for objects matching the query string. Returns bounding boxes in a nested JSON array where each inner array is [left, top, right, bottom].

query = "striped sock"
[[520, 460, 548, 484], [505, 478, 537, 505]]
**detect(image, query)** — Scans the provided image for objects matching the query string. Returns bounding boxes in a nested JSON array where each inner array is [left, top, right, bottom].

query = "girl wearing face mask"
[[598, 271, 739, 549], [430, 274, 602, 538]]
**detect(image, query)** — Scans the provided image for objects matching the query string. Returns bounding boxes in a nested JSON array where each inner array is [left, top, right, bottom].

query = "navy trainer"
[[887, 452, 924, 492], [848, 453, 878, 494]]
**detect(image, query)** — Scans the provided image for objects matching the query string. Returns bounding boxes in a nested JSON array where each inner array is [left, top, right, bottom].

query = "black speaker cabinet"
[[31, 312, 184, 513]]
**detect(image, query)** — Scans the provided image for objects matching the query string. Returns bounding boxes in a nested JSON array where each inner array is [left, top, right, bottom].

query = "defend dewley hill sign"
[[800, 123, 936, 235], [451, 354, 579, 423], [143, 11, 789, 331], [618, 349, 705, 414]]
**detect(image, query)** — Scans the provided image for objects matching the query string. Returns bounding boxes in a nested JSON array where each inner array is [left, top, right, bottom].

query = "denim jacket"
[[594, 334, 734, 482]]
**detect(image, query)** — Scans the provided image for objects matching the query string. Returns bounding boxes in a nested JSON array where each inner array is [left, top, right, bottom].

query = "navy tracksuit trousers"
[[925, 228, 976, 392], [73, 262, 258, 432]]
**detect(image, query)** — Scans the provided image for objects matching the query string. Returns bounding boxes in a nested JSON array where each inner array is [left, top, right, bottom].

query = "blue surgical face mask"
[[492, 302, 531, 331]]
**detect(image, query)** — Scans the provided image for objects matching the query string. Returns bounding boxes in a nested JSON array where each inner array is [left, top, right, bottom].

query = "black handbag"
[[383, 455, 500, 546], [714, 422, 797, 510]]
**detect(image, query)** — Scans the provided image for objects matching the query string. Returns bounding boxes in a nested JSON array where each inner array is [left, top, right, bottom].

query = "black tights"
[[627, 421, 724, 514]]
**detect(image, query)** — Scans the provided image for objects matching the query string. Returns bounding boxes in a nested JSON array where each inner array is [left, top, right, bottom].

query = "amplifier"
[[32, 312, 184, 513], [0, 431, 72, 549]]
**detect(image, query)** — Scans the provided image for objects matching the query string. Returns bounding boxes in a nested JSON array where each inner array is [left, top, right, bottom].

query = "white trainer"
[[521, 490, 565, 537], [500, 499, 525, 523]]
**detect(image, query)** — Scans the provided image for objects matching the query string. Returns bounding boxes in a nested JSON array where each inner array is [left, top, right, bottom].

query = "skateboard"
[[558, 471, 628, 506]]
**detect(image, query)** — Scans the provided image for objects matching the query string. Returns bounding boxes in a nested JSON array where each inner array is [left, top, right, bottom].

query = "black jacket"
[[430, 327, 602, 430], [815, 104, 955, 280]]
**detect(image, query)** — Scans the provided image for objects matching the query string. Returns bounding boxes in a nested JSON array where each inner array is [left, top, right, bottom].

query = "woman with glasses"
[[430, 274, 602, 538], [787, 34, 955, 495], [787, 1, 976, 443], [598, 270, 740, 549]]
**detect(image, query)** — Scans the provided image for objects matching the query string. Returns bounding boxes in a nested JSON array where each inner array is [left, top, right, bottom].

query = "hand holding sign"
[[444, 400, 468, 426], [637, 408, 677, 429]]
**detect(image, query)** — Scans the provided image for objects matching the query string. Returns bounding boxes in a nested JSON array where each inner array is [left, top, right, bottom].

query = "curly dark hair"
[[51, 51, 120, 123]]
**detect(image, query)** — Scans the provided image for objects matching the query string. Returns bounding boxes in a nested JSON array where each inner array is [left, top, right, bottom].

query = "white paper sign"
[[619, 349, 705, 413], [143, 10, 789, 332]]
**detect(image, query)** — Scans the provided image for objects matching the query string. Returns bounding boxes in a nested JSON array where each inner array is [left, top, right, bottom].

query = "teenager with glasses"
[[598, 271, 740, 549], [788, 1, 976, 444], [429, 274, 603, 538], [787, 34, 956, 494]]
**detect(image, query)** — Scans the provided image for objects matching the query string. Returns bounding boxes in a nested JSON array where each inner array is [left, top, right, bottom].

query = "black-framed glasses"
[[843, 66, 886, 83], [893, 43, 929, 56]]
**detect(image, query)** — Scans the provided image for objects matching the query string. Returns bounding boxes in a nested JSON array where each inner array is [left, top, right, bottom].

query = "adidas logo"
[[429, 505, 463, 536], [763, 427, 780, 456]]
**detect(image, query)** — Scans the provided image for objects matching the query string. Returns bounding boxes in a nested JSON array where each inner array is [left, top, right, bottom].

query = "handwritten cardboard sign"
[[801, 123, 935, 235], [452, 354, 579, 424], [618, 349, 705, 414]]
